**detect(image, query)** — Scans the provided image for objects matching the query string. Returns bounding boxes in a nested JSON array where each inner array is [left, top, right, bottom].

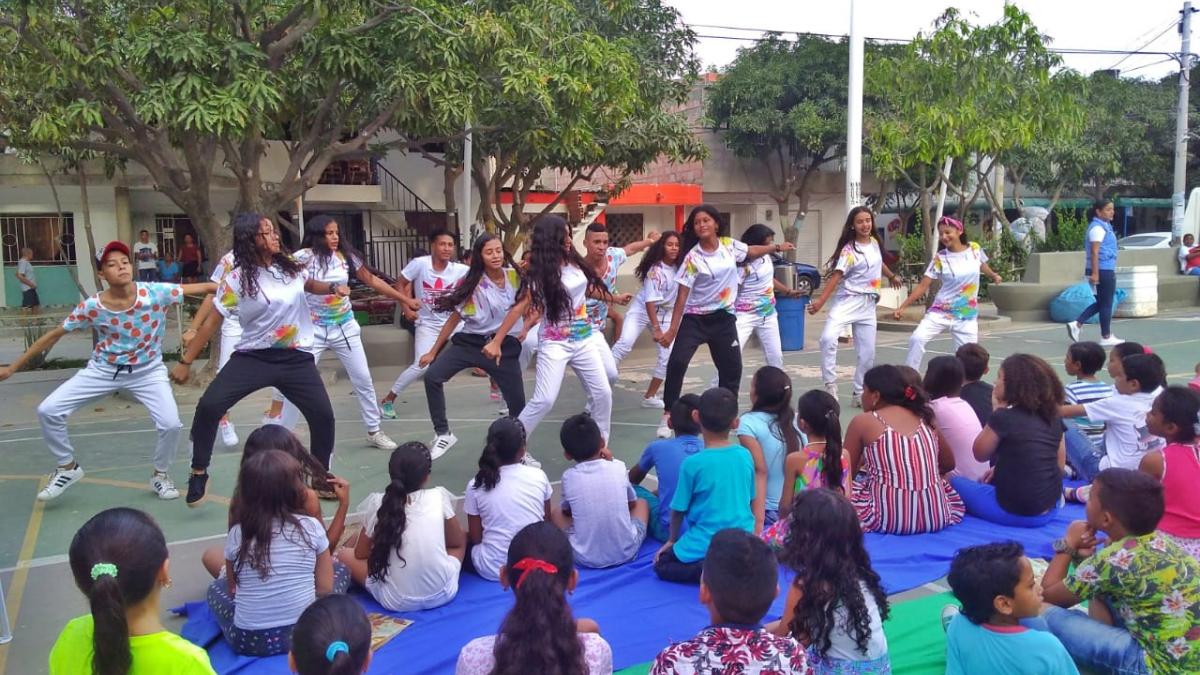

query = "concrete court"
[[1, 307, 1198, 674]]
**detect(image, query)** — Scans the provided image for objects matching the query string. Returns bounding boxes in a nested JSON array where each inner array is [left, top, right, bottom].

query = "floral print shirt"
[[734, 255, 777, 317], [676, 237, 748, 315], [214, 261, 314, 352], [834, 240, 883, 297], [1066, 532, 1200, 673], [586, 246, 628, 330], [651, 625, 809, 675], [924, 243, 988, 320], [295, 248, 361, 327], [63, 282, 184, 367]]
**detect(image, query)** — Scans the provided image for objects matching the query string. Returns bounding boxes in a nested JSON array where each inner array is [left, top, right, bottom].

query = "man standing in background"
[[16, 247, 39, 313], [132, 229, 158, 282]]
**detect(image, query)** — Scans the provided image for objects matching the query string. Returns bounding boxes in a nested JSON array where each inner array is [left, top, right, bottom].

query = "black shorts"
[[21, 288, 40, 308], [182, 261, 200, 278]]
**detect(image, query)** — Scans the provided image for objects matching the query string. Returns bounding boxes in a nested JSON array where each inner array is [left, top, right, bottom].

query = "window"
[[605, 213, 644, 248], [2, 213, 76, 265], [153, 213, 193, 258]]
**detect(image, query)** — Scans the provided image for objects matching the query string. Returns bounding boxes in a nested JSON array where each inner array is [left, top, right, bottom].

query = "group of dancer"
[[1, 203, 1013, 510]]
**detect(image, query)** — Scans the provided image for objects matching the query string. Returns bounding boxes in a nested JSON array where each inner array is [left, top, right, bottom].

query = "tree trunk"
[[443, 163, 462, 232], [76, 166, 104, 291]]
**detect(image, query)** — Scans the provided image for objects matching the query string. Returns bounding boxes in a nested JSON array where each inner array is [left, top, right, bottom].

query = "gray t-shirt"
[[561, 458, 643, 568], [223, 515, 328, 630], [16, 259, 35, 291]]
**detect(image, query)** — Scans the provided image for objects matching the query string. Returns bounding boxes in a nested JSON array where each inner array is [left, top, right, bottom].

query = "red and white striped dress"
[[851, 411, 964, 534]]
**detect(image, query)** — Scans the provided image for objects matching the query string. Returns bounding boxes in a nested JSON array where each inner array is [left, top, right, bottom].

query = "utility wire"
[[1106, 20, 1178, 71], [1120, 57, 1177, 75]]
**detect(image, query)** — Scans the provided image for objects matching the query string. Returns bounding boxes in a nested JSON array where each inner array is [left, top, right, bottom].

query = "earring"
[[163, 578, 173, 589]]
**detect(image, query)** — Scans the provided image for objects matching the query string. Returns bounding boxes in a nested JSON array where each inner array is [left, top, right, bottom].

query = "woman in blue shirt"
[[1066, 199, 1122, 347]]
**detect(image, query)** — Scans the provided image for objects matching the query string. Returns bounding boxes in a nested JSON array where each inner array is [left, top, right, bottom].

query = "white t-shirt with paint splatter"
[[215, 263, 314, 352]]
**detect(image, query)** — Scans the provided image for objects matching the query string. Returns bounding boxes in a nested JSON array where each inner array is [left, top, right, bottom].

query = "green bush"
[[1036, 209, 1088, 253]]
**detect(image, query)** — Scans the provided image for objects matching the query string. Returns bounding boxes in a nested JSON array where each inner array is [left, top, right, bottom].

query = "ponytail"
[[751, 366, 800, 455], [474, 417, 527, 491], [863, 365, 934, 425], [291, 594, 371, 675], [89, 571, 132, 675], [368, 443, 431, 584], [821, 409, 845, 492]]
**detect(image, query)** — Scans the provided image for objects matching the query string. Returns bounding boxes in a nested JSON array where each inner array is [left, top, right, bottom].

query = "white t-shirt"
[[540, 264, 593, 342], [456, 632, 613, 675], [359, 488, 461, 611], [214, 262, 313, 351], [561, 458, 641, 568], [834, 239, 883, 296], [734, 255, 776, 317], [586, 247, 629, 329], [925, 243, 988, 320], [296, 249, 360, 327], [463, 464, 552, 581], [401, 256, 469, 327], [636, 262, 679, 317], [1087, 223, 1108, 244], [223, 515, 327, 630], [1179, 245, 1191, 273], [209, 251, 243, 336], [133, 240, 158, 270], [1084, 389, 1166, 470], [457, 268, 521, 336], [676, 237, 748, 314], [825, 582, 889, 662], [16, 259, 35, 290]]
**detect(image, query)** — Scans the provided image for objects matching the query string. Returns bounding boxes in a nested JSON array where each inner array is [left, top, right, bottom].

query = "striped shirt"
[[1064, 379, 1114, 445]]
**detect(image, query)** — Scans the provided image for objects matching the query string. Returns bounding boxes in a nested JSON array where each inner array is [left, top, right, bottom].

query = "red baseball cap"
[[96, 240, 131, 264]]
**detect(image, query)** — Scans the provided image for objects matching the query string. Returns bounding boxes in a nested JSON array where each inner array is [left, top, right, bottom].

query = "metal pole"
[[846, 0, 864, 214], [458, 125, 474, 239], [1173, 1, 1196, 242]]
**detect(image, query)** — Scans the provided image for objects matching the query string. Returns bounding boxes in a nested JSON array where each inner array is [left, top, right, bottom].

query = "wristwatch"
[[1052, 537, 1075, 557]]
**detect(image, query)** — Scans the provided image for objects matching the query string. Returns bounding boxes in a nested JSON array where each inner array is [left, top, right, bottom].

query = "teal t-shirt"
[[669, 444, 755, 563], [945, 614, 1078, 675]]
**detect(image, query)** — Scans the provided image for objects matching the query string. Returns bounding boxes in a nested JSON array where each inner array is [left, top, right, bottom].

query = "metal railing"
[[375, 162, 434, 214]]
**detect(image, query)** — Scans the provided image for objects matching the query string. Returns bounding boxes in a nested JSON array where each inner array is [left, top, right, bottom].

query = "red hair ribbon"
[[903, 385, 916, 401], [938, 216, 964, 233], [511, 557, 558, 589]]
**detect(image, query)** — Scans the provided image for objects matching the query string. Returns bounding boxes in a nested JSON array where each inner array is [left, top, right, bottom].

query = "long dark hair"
[[231, 425, 327, 526], [1088, 198, 1114, 221], [634, 230, 682, 283], [291, 594, 371, 675], [473, 417, 527, 491], [231, 449, 313, 580], [782, 489, 889, 658], [797, 390, 843, 491], [300, 214, 370, 280], [523, 215, 609, 324], [230, 212, 303, 300], [492, 522, 585, 675], [997, 354, 1063, 425], [679, 204, 727, 258], [750, 366, 800, 455], [435, 233, 516, 312], [368, 442, 433, 584], [68, 508, 169, 675], [863, 364, 934, 425], [825, 206, 875, 271], [1153, 386, 1200, 443], [741, 223, 775, 246]]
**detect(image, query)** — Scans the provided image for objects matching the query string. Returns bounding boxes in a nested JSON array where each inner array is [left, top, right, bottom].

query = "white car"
[[1117, 232, 1173, 249]]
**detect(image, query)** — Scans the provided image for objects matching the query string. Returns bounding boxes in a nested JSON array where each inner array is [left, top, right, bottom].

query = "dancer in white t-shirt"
[[380, 229, 467, 418], [612, 231, 683, 408], [894, 217, 1003, 370], [580, 223, 659, 381], [808, 207, 901, 408]]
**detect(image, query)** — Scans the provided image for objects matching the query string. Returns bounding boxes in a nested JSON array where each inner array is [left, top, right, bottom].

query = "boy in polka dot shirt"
[[0, 241, 216, 502]]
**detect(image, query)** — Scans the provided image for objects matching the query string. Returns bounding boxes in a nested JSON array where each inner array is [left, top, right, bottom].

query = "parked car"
[[1117, 232, 1173, 249], [772, 255, 822, 296]]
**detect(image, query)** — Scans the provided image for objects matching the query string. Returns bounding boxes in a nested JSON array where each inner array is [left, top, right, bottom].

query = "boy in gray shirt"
[[16, 247, 39, 312]]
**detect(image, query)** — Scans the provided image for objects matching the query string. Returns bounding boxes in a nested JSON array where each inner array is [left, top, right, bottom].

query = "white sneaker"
[[940, 605, 960, 633], [1099, 335, 1125, 347], [150, 472, 180, 500], [520, 452, 542, 468], [367, 430, 398, 451], [824, 383, 838, 398], [641, 396, 665, 409], [1065, 320, 1080, 343], [656, 415, 673, 439], [219, 420, 239, 447], [261, 414, 282, 426], [851, 393, 863, 408], [429, 433, 458, 460], [497, 404, 509, 417], [38, 464, 84, 501]]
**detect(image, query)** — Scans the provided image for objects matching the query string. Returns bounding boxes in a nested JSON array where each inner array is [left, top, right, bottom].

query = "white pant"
[[38, 361, 182, 472], [589, 332, 619, 383], [218, 319, 243, 369], [519, 330, 539, 372], [903, 312, 979, 370], [709, 311, 783, 388], [274, 320, 382, 433], [611, 306, 673, 380], [518, 338, 612, 441], [389, 321, 445, 394], [819, 293, 878, 394]]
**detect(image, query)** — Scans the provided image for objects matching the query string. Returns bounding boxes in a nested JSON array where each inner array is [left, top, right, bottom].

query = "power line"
[[1106, 20, 1178, 70], [1121, 57, 1177, 75]]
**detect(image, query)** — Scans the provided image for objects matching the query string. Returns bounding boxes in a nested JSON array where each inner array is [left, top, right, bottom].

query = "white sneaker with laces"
[[219, 420, 239, 447], [851, 393, 863, 408], [38, 464, 85, 501], [656, 414, 673, 439], [367, 430, 399, 451], [641, 396, 665, 409], [1065, 320, 1080, 343], [150, 472, 180, 500], [1099, 334, 1125, 347], [824, 383, 838, 398], [520, 452, 542, 468], [429, 433, 458, 460]]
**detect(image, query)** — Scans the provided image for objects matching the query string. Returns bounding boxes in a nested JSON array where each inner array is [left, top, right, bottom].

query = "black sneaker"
[[186, 472, 209, 507]]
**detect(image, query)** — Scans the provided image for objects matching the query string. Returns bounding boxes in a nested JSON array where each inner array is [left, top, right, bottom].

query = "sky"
[[665, 0, 1192, 81]]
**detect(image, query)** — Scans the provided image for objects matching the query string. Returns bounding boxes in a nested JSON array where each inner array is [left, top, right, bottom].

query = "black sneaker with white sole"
[[186, 472, 209, 507]]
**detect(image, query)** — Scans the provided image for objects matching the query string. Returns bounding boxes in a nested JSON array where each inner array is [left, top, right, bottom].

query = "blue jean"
[[948, 475, 1059, 528], [633, 484, 669, 542], [1029, 606, 1148, 674], [1064, 420, 1103, 482], [1076, 269, 1117, 337], [137, 268, 159, 282], [1187, 268, 1200, 276]]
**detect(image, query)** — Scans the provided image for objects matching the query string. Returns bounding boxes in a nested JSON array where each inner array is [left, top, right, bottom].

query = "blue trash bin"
[[777, 296, 809, 351]]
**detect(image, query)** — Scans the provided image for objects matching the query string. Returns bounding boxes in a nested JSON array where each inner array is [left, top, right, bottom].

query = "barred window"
[[2, 213, 76, 265], [605, 213, 644, 248], [154, 213, 194, 258]]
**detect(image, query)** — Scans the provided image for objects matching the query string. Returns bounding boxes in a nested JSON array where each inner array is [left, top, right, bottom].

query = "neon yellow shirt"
[[50, 615, 215, 675]]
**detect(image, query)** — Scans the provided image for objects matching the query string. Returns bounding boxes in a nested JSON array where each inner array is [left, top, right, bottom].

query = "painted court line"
[[0, 477, 47, 675]]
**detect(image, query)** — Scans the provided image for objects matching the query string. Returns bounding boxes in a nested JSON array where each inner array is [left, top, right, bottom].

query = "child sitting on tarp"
[[1060, 342, 1114, 478], [653, 388, 755, 584], [629, 394, 703, 542], [1139, 386, 1200, 559]]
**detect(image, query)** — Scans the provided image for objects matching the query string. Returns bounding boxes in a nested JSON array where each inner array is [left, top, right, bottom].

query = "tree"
[[706, 34, 847, 221], [0, 1, 487, 263], [866, 5, 1082, 256]]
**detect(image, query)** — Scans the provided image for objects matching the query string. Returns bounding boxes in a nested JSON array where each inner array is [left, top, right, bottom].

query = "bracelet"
[[180, 358, 193, 366]]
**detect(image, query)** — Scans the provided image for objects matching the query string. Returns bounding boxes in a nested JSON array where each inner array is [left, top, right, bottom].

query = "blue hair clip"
[[325, 640, 349, 662]]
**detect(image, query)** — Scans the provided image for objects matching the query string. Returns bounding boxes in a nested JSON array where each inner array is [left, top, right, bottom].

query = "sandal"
[[1064, 485, 1091, 504]]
